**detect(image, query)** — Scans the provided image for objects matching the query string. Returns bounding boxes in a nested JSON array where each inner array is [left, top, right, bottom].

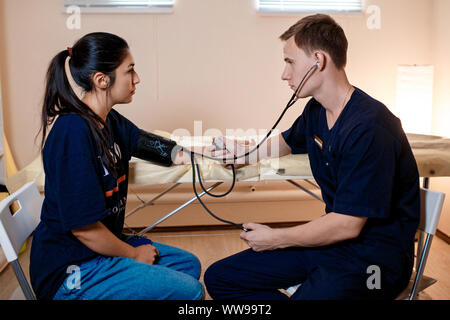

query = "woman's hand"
[[172, 148, 191, 165], [132, 244, 160, 265], [172, 145, 218, 165], [211, 136, 256, 169], [72, 222, 160, 264]]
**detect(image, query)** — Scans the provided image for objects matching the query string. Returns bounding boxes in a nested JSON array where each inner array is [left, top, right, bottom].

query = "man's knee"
[[204, 261, 223, 290]]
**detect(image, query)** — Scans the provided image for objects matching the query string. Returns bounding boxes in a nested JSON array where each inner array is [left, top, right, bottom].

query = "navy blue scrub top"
[[282, 87, 420, 275]]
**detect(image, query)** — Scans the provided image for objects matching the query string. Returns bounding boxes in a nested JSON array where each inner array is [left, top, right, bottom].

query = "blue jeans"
[[53, 235, 203, 300]]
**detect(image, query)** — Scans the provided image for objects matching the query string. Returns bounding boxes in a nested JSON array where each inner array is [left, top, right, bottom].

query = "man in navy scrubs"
[[204, 14, 420, 300]]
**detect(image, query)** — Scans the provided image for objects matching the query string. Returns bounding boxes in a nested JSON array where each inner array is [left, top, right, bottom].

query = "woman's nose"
[[134, 72, 141, 85]]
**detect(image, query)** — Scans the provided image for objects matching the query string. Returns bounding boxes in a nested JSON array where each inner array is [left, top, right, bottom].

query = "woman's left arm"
[[132, 130, 182, 166], [132, 129, 215, 166]]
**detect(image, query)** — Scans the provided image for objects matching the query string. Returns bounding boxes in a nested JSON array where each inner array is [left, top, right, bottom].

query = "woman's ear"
[[92, 72, 111, 90]]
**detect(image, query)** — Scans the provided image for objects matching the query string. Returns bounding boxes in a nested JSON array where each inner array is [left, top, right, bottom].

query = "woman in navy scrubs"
[[204, 14, 420, 300]]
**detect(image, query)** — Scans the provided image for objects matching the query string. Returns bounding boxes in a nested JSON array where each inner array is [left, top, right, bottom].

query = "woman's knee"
[[184, 252, 202, 280], [135, 267, 204, 300], [102, 257, 203, 300], [171, 250, 202, 280], [162, 274, 204, 300], [187, 279, 205, 300], [152, 242, 202, 279]]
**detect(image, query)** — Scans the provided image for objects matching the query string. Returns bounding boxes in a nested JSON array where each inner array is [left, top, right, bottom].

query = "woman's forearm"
[[71, 221, 136, 259]]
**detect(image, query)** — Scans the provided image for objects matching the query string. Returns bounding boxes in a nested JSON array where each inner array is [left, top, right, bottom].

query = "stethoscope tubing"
[[183, 63, 318, 231]]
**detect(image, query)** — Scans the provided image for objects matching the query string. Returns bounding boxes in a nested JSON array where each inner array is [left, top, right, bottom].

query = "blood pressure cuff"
[[133, 130, 181, 167]]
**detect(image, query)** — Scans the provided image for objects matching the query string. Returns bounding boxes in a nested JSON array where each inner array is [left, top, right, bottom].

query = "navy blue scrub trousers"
[[204, 246, 410, 300]]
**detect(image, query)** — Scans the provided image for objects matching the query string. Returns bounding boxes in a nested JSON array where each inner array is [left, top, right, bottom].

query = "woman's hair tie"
[[67, 47, 73, 57]]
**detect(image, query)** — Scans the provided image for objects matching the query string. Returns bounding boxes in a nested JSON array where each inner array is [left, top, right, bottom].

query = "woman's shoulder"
[[44, 114, 94, 155], [53, 113, 90, 132], [106, 109, 140, 138], [107, 108, 136, 130]]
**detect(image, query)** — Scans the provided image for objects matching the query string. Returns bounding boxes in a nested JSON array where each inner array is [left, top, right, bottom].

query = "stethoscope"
[[181, 62, 320, 232]]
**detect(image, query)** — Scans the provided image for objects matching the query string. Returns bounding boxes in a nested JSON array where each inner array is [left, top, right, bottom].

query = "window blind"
[[64, 0, 174, 13], [257, 0, 362, 13]]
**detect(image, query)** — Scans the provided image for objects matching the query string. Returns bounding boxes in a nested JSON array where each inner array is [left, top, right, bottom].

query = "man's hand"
[[240, 222, 281, 252], [132, 244, 160, 265]]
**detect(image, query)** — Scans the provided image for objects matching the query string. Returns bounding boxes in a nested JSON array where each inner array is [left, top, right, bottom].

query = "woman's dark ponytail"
[[40, 49, 79, 149], [38, 33, 130, 177]]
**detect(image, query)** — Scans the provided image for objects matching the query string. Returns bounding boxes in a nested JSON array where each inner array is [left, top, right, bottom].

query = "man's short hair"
[[280, 14, 348, 69]]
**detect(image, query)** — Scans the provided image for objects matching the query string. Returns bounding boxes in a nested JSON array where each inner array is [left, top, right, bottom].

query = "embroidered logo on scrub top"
[[313, 135, 323, 150]]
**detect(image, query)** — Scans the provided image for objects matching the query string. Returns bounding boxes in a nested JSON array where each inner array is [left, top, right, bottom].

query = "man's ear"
[[313, 50, 327, 71], [92, 72, 110, 90]]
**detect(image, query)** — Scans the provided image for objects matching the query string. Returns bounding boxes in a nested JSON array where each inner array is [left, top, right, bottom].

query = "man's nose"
[[281, 67, 290, 81]]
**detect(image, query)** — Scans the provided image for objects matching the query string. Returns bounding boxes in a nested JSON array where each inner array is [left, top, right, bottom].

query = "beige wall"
[[1, 0, 449, 233], [432, 0, 450, 137], [0, 0, 435, 169], [431, 0, 450, 236]]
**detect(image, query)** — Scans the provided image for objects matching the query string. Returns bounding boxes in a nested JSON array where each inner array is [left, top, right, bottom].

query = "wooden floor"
[[1, 229, 449, 300]]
